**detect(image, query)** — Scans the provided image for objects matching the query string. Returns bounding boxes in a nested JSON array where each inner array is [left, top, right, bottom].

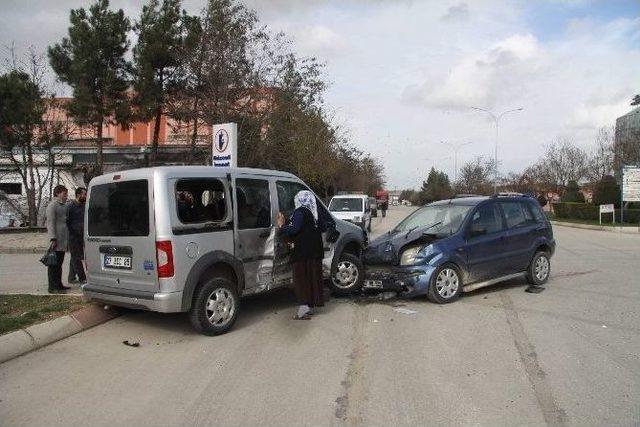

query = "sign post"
[[212, 123, 237, 168], [599, 204, 615, 225], [622, 165, 640, 225]]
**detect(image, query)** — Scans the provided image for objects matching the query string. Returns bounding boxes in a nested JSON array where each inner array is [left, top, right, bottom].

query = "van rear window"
[[88, 180, 150, 236]]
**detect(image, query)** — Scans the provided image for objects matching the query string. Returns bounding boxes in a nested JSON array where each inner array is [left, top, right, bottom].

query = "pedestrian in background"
[[46, 185, 70, 293], [277, 190, 326, 320], [67, 187, 87, 284]]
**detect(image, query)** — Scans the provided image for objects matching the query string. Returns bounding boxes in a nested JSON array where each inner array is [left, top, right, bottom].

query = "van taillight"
[[156, 241, 174, 278]]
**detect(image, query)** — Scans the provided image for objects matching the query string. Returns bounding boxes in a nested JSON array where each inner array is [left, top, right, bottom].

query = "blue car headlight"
[[400, 244, 437, 266]]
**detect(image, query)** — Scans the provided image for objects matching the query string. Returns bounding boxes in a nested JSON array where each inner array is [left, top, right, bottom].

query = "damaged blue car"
[[362, 194, 555, 303]]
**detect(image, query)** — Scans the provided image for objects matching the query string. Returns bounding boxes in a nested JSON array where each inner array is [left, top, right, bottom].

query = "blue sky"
[[1, 0, 639, 189]]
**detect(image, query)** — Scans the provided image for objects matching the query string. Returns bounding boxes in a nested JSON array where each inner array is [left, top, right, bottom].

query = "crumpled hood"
[[363, 226, 439, 266]]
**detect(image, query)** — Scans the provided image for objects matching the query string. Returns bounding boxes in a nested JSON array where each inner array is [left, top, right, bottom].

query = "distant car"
[[369, 197, 378, 217], [328, 194, 372, 232], [362, 194, 555, 303]]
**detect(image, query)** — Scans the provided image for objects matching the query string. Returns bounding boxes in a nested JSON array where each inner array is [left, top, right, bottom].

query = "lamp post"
[[471, 106, 523, 192], [440, 141, 472, 183]]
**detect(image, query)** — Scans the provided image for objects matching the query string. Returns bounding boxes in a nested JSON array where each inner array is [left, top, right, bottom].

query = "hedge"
[[552, 202, 640, 224]]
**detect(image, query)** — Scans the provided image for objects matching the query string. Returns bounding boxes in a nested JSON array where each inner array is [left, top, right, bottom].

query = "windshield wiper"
[[404, 221, 443, 239]]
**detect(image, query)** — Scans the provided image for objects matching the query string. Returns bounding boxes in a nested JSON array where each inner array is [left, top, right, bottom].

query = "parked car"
[[369, 197, 378, 217], [82, 166, 366, 335], [362, 194, 555, 303], [328, 194, 372, 232]]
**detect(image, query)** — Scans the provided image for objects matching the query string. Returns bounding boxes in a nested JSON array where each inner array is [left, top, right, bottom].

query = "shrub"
[[552, 202, 640, 224], [563, 180, 585, 203], [593, 175, 620, 207]]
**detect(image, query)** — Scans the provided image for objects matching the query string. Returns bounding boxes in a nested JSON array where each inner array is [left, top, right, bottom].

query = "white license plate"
[[364, 280, 383, 289], [104, 255, 132, 269]]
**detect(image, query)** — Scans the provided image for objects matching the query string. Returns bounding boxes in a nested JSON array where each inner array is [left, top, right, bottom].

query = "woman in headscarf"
[[277, 190, 327, 319]]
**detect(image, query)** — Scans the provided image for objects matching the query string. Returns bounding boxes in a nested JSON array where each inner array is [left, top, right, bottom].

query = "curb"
[[551, 220, 640, 234], [0, 304, 119, 364], [0, 247, 48, 254]]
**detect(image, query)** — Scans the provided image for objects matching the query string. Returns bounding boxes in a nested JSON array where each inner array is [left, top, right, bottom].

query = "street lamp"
[[440, 141, 472, 183], [471, 106, 523, 193]]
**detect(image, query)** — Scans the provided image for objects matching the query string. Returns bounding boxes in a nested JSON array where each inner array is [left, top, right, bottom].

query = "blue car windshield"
[[393, 204, 472, 235]]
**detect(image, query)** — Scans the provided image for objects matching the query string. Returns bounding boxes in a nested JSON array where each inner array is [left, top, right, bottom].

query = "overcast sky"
[[1, 0, 639, 189]]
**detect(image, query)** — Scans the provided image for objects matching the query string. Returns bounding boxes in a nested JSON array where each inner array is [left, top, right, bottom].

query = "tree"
[[593, 175, 620, 207], [419, 167, 452, 204], [133, 0, 188, 164], [563, 180, 585, 203], [534, 137, 587, 194], [631, 94, 640, 106], [585, 126, 615, 183], [48, 0, 131, 174], [455, 157, 495, 195]]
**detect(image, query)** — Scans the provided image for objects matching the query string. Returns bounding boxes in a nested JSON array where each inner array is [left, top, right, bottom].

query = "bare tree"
[[535, 137, 588, 194], [455, 156, 496, 195], [585, 126, 615, 182]]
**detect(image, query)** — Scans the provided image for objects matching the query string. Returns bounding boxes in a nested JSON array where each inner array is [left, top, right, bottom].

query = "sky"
[[1, 0, 639, 190]]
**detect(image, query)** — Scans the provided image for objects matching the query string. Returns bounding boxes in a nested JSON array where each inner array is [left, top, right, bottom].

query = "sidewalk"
[[0, 304, 119, 364], [551, 220, 640, 234]]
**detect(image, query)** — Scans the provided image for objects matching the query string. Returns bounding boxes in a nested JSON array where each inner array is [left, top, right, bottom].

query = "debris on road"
[[122, 340, 140, 347], [525, 285, 545, 294], [393, 307, 417, 315]]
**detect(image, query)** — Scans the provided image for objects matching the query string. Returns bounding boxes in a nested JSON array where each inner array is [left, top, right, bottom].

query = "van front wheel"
[[189, 277, 239, 336]]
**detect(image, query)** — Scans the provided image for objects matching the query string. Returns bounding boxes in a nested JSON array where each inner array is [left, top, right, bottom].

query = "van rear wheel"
[[189, 277, 239, 336]]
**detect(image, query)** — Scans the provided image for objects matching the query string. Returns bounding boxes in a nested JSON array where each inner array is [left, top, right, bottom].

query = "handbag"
[[40, 243, 58, 267]]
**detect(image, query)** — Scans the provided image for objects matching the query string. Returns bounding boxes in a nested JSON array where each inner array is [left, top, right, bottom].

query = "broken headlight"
[[400, 244, 435, 266]]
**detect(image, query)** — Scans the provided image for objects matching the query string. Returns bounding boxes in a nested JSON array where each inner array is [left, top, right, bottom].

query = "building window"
[[0, 183, 22, 195]]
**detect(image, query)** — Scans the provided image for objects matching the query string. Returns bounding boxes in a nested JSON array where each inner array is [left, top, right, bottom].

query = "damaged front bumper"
[[363, 265, 437, 297]]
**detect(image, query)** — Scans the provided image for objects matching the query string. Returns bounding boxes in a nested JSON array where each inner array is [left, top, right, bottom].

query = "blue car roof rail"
[[490, 192, 534, 199]]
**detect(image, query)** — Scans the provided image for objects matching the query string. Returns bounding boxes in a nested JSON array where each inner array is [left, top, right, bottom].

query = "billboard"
[[212, 123, 238, 168], [622, 166, 640, 202]]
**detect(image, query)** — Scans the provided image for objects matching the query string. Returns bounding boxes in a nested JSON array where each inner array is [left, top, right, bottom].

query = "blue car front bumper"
[[363, 264, 438, 297]]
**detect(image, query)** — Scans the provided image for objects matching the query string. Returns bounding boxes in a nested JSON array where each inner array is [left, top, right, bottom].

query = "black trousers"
[[68, 256, 86, 282], [47, 251, 65, 290]]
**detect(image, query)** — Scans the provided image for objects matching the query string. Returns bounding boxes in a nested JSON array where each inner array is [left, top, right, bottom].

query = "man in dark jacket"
[[46, 185, 69, 292], [67, 187, 87, 284]]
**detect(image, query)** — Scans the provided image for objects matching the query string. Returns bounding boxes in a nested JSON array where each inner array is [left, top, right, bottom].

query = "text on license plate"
[[364, 280, 383, 289], [104, 255, 132, 269]]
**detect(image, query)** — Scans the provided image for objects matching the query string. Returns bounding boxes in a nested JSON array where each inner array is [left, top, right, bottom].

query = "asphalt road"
[[1, 206, 639, 426]]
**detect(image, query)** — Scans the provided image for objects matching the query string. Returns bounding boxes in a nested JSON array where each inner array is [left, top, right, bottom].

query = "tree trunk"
[[25, 139, 38, 226], [189, 99, 200, 164], [151, 106, 162, 165], [96, 121, 104, 175]]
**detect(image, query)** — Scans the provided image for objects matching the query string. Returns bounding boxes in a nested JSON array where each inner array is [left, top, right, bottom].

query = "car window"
[[528, 201, 546, 223], [236, 178, 271, 229], [470, 203, 503, 234], [501, 202, 527, 229], [88, 180, 149, 236], [276, 180, 309, 217], [175, 178, 227, 224]]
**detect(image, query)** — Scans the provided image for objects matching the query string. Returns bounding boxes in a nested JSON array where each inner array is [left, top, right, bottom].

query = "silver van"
[[83, 166, 366, 335]]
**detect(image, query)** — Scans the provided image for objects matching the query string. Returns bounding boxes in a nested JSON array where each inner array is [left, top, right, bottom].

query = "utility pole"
[[471, 107, 523, 192], [440, 141, 472, 183]]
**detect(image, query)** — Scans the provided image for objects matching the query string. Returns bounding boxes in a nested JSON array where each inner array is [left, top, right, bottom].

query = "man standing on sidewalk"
[[67, 187, 87, 285], [46, 185, 70, 293]]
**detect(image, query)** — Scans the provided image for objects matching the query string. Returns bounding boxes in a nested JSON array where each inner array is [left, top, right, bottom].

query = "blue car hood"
[[364, 226, 441, 266]]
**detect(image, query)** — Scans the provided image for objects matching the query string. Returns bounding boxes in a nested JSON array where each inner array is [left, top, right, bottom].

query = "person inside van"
[[277, 190, 327, 320]]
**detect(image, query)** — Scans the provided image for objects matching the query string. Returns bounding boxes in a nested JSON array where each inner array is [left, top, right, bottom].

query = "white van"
[[328, 194, 372, 232]]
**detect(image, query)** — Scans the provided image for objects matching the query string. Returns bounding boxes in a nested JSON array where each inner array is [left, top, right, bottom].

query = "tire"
[[526, 251, 550, 286], [189, 277, 239, 336], [329, 252, 364, 295], [367, 219, 372, 232], [427, 264, 463, 304]]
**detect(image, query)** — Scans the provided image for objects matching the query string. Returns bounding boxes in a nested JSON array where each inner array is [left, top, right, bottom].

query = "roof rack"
[[454, 194, 482, 198], [490, 192, 531, 198]]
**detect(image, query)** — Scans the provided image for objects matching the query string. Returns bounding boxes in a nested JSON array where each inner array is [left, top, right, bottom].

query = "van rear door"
[[86, 177, 158, 292]]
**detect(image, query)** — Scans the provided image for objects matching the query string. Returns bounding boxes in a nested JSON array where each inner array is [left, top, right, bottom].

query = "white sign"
[[599, 204, 615, 225], [622, 166, 640, 202], [599, 204, 614, 214], [212, 123, 237, 168]]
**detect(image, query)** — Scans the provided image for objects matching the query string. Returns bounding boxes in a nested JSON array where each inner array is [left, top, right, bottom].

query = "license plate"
[[104, 255, 132, 270], [364, 280, 384, 289]]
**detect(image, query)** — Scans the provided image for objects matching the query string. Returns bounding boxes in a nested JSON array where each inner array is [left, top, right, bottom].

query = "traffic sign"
[[212, 123, 237, 168]]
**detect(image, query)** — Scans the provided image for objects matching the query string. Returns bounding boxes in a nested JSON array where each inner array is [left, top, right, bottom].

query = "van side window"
[[470, 202, 503, 234], [176, 179, 227, 224], [236, 178, 271, 229], [501, 202, 527, 229], [276, 180, 309, 217]]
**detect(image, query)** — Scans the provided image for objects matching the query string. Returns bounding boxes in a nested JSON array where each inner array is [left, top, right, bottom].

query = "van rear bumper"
[[82, 283, 183, 313]]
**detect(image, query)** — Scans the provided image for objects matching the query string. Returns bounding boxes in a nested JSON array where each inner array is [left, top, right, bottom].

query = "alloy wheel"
[[435, 268, 459, 299], [332, 261, 359, 289], [534, 256, 550, 281], [205, 288, 236, 326]]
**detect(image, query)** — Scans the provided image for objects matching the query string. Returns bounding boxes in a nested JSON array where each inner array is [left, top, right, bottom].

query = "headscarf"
[[294, 190, 318, 221]]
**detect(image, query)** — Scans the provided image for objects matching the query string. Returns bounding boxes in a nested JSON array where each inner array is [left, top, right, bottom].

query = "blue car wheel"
[[427, 264, 463, 304]]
